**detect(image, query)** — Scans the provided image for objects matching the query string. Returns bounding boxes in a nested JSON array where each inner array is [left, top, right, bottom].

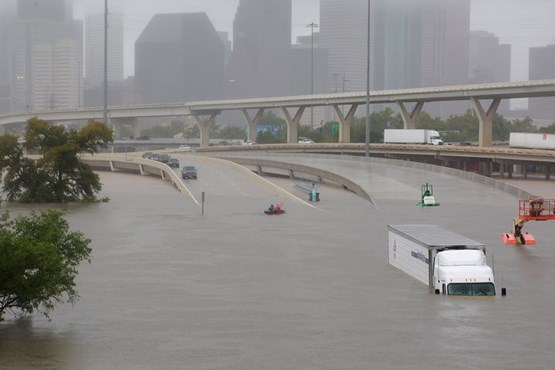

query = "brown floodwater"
[[1, 154, 554, 370]]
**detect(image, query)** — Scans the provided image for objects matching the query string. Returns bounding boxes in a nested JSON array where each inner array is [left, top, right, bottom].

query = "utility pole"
[[307, 22, 318, 130], [103, 0, 108, 125]]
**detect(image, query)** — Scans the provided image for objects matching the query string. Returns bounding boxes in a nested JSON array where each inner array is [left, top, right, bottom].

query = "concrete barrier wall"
[[80, 153, 198, 203]]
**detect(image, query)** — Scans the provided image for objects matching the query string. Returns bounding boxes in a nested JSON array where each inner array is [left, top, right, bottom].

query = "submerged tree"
[[0, 118, 113, 202], [0, 210, 92, 321]]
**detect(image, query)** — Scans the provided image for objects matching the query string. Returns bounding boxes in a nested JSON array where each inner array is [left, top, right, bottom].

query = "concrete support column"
[[333, 104, 359, 143], [282, 107, 305, 144], [131, 119, 141, 139], [471, 97, 501, 147], [242, 108, 265, 141], [546, 165, 551, 180], [193, 113, 217, 147], [397, 101, 424, 129], [112, 121, 122, 139]]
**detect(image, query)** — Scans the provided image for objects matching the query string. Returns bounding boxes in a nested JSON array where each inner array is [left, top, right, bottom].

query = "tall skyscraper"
[[529, 44, 555, 120], [85, 13, 124, 87], [468, 30, 511, 115], [0, 12, 11, 113], [372, 0, 470, 91], [9, 0, 82, 111], [135, 13, 225, 104], [469, 31, 511, 84], [226, 0, 292, 98], [319, 0, 368, 95]]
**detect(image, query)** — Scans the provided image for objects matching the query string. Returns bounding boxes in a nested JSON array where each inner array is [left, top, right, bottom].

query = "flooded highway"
[[1, 154, 554, 370]]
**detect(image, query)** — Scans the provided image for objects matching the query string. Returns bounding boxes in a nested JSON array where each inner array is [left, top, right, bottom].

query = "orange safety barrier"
[[518, 197, 555, 221]]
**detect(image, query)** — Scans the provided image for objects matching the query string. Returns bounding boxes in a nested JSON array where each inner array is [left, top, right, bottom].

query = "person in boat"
[[274, 203, 281, 212], [268, 204, 275, 212]]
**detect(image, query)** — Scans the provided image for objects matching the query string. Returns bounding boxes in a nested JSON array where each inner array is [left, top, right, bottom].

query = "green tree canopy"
[[0, 210, 92, 321], [0, 118, 113, 202]]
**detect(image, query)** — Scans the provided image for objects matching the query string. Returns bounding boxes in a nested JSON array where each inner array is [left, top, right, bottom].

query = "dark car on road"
[[181, 165, 197, 179], [157, 154, 170, 163], [168, 158, 180, 168]]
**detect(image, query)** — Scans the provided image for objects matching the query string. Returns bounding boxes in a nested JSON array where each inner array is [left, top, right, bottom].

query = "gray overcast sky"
[[35, 0, 555, 80]]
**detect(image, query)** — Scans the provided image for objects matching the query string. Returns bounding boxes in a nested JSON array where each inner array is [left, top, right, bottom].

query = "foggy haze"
[[3, 0, 553, 80]]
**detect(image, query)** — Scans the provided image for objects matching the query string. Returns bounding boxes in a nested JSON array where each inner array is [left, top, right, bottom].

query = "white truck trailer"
[[509, 132, 555, 150], [384, 129, 443, 145], [388, 224, 504, 296]]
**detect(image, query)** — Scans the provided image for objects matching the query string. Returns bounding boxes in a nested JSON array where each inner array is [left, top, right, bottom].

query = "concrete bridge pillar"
[[333, 104, 359, 143], [112, 121, 122, 139], [241, 108, 265, 141], [471, 97, 501, 147], [282, 107, 305, 144], [110, 117, 138, 139], [193, 113, 217, 147], [131, 119, 141, 139], [398, 101, 424, 129]]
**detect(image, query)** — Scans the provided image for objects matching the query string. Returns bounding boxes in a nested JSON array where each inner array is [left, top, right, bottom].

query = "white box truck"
[[388, 224, 504, 296], [509, 132, 555, 150], [384, 129, 443, 145]]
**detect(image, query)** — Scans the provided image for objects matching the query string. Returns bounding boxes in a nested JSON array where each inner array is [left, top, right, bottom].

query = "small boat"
[[264, 209, 285, 215]]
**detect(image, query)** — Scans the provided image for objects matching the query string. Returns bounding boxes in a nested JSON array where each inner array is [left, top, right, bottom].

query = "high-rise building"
[[529, 44, 555, 120], [32, 38, 81, 110], [9, 0, 82, 111], [292, 34, 329, 125], [226, 0, 292, 98], [135, 13, 225, 104], [468, 30, 511, 115], [17, 0, 72, 22], [372, 0, 470, 90], [85, 13, 124, 87], [319, 0, 368, 95], [0, 12, 11, 113], [83, 13, 124, 107], [320, 0, 471, 116], [469, 31, 511, 84]]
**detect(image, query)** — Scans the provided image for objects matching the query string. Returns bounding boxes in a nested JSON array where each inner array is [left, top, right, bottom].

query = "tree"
[[539, 122, 555, 134], [0, 118, 113, 202], [350, 108, 401, 143], [0, 210, 92, 321], [255, 111, 287, 143], [510, 117, 537, 133]]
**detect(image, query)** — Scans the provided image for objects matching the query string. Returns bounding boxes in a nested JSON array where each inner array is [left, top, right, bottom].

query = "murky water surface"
[[1, 156, 554, 370]]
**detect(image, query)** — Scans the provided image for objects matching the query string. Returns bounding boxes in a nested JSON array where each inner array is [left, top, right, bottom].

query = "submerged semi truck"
[[388, 224, 505, 296], [384, 129, 443, 145]]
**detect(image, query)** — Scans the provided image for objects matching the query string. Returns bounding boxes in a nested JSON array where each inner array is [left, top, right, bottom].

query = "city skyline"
[[68, 0, 555, 81], [1, 0, 552, 80]]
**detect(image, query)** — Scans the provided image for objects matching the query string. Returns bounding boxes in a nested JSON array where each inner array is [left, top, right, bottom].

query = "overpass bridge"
[[193, 142, 555, 180], [94, 141, 555, 183], [2, 79, 555, 147]]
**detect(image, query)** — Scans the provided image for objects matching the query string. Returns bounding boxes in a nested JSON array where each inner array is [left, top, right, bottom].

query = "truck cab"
[[428, 130, 443, 145], [433, 249, 495, 296]]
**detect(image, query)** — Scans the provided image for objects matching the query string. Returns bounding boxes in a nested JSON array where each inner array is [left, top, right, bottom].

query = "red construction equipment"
[[501, 196, 555, 246]]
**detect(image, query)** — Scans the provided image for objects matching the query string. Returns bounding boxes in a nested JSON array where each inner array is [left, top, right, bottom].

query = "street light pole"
[[365, 0, 371, 157], [75, 61, 81, 108], [307, 22, 318, 130], [103, 0, 108, 124]]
